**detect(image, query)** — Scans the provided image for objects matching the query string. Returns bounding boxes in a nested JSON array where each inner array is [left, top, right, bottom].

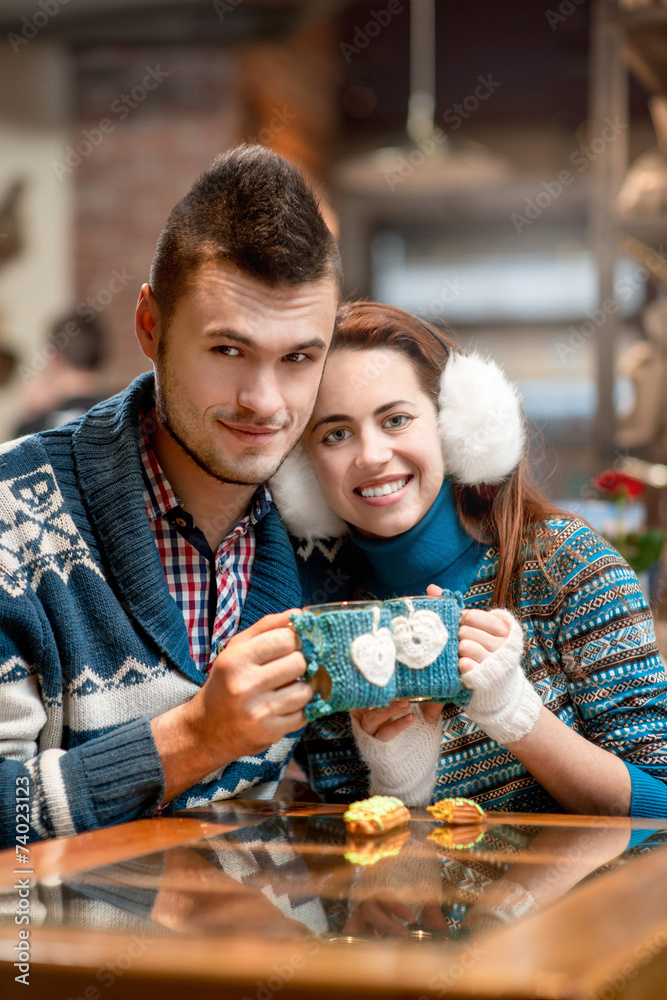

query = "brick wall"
[[71, 45, 241, 387], [69, 20, 338, 390], [238, 18, 339, 188]]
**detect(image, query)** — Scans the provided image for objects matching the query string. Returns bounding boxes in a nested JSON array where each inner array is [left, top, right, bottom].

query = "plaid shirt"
[[139, 411, 272, 671]]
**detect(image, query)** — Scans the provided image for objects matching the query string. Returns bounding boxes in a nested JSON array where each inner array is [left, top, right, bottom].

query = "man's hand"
[[151, 610, 312, 803], [344, 892, 414, 939], [196, 610, 311, 761]]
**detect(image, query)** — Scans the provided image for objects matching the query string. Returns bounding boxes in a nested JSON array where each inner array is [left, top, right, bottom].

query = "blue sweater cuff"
[[65, 854, 166, 919], [60, 716, 165, 832], [626, 760, 667, 818]]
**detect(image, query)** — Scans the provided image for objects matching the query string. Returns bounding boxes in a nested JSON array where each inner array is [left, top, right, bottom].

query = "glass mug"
[[290, 593, 469, 721]]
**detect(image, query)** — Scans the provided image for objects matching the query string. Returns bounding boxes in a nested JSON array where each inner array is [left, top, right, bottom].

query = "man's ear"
[[135, 284, 161, 361]]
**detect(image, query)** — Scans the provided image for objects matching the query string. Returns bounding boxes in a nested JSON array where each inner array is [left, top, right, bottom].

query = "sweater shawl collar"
[[71, 372, 301, 684], [349, 478, 486, 599]]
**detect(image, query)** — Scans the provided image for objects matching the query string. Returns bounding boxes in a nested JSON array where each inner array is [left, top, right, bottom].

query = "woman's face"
[[303, 347, 445, 538]]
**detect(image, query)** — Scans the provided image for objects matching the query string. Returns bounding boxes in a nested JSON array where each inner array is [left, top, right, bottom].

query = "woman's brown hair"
[[331, 300, 568, 609]]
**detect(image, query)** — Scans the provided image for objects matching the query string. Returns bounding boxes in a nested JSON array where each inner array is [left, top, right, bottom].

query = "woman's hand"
[[426, 583, 511, 678], [351, 696, 446, 739], [350, 700, 414, 742], [427, 583, 542, 746], [458, 608, 511, 676]]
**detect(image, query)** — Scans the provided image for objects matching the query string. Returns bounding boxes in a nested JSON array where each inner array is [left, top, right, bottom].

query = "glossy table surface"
[[2, 799, 667, 1000]]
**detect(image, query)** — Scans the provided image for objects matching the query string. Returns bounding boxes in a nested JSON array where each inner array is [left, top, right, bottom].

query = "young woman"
[[272, 301, 667, 816]]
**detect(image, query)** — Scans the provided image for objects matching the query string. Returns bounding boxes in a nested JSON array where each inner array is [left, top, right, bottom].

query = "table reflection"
[[16, 808, 667, 947]]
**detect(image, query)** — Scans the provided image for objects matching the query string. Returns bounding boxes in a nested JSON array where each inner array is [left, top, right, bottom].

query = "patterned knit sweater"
[[0, 373, 304, 844], [294, 516, 667, 817]]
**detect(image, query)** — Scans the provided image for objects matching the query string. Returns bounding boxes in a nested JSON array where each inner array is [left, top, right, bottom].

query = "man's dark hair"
[[149, 144, 343, 329], [49, 312, 106, 371]]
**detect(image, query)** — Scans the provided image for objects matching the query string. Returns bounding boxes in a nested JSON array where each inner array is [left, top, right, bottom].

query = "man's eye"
[[283, 352, 308, 363], [323, 427, 352, 445], [214, 345, 241, 357], [384, 414, 411, 429]]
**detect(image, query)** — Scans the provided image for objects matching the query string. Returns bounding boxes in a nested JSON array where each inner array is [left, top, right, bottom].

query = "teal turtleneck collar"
[[348, 478, 487, 600]]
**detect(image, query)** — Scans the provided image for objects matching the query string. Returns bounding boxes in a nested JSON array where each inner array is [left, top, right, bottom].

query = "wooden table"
[[1, 800, 667, 1000]]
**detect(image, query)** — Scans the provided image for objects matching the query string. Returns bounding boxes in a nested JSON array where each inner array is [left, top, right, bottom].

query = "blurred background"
[[0, 0, 666, 606]]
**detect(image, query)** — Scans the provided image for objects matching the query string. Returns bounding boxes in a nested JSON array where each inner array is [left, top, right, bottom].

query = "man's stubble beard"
[[154, 356, 303, 488]]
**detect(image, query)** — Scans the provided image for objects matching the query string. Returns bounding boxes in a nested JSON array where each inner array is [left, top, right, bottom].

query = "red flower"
[[592, 469, 645, 499]]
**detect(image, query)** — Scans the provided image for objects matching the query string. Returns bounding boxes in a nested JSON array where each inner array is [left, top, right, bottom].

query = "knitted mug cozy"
[[291, 593, 469, 720], [386, 595, 465, 702]]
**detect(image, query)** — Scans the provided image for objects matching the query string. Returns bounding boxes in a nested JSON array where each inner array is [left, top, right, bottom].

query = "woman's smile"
[[353, 473, 414, 504]]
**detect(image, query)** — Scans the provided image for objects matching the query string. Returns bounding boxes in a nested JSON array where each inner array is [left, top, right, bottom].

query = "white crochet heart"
[[351, 628, 396, 687], [392, 609, 449, 670]]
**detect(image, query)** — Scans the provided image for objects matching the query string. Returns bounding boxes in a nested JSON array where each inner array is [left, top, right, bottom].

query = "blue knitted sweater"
[[0, 373, 304, 844], [294, 483, 667, 817]]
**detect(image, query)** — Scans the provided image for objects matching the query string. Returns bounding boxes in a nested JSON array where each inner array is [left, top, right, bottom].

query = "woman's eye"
[[384, 414, 411, 429], [323, 427, 352, 445]]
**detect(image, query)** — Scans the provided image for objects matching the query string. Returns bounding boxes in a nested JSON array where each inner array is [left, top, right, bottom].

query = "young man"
[[0, 145, 341, 843]]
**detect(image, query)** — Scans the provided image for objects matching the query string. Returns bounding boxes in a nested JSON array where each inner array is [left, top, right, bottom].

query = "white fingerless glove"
[[462, 609, 543, 746], [351, 706, 443, 807]]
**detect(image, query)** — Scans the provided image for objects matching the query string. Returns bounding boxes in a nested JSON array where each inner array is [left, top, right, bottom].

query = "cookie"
[[343, 795, 411, 836], [427, 796, 486, 824]]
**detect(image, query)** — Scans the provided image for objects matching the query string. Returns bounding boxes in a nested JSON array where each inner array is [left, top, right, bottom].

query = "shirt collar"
[[139, 409, 182, 523]]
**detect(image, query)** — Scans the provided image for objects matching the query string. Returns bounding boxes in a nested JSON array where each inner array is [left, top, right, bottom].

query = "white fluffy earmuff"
[[270, 442, 347, 542], [270, 351, 525, 541], [437, 352, 525, 486]]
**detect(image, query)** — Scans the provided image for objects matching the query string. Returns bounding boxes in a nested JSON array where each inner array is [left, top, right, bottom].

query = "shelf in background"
[[618, 4, 667, 28]]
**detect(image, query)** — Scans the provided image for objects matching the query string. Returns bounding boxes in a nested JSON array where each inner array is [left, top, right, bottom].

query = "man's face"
[[144, 261, 339, 486]]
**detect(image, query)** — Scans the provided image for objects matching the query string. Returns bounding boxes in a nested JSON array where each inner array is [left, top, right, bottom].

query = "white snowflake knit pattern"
[[0, 465, 103, 595]]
